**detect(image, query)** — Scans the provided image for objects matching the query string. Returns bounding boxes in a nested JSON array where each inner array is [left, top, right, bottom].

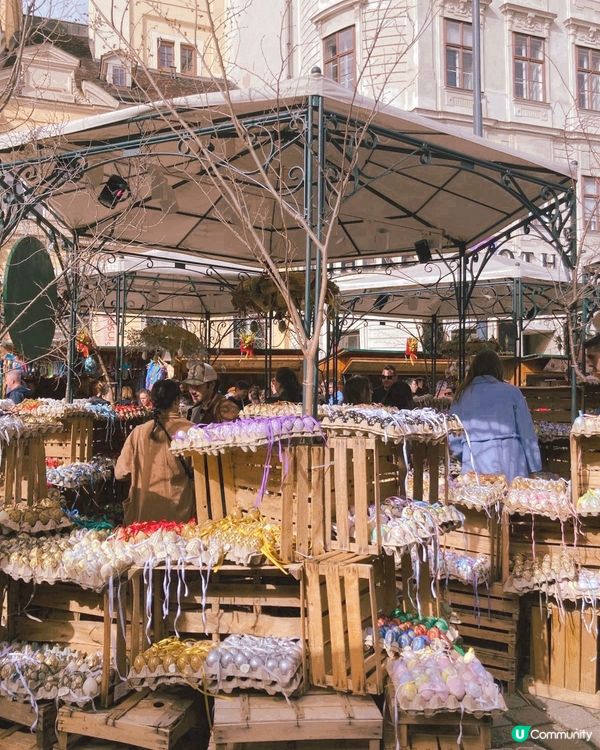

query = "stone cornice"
[[440, 0, 492, 21], [500, 3, 557, 36], [565, 17, 600, 46]]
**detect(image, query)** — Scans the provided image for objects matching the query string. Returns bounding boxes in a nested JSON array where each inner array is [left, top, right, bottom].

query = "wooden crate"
[[190, 443, 325, 562], [211, 690, 382, 750], [521, 386, 580, 424], [383, 708, 492, 750], [0, 436, 46, 504], [7, 579, 129, 709], [571, 431, 600, 500], [409, 440, 448, 504], [444, 582, 518, 692], [539, 441, 570, 479], [44, 416, 94, 464], [304, 551, 396, 695], [324, 437, 404, 555], [130, 563, 306, 686], [443, 507, 502, 583], [56, 687, 201, 750], [0, 696, 56, 750], [525, 601, 600, 708]]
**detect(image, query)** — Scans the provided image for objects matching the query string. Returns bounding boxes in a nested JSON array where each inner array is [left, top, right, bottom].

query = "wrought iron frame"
[[0, 94, 576, 409]]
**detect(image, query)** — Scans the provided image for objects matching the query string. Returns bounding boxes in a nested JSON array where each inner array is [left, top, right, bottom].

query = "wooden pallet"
[[211, 690, 382, 750], [409, 441, 448, 504], [304, 551, 395, 695], [44, 416, 94, 465], [1, 436, 47, 504], [444, 582, 518, 692], [189, 443, 326, 562], [526, 600, 600, 707], [324, 437, 404, 555], [0, 696, 56, 750], [6, 579, 129, 709], [443, 507, 502, 582], [56, 687, 200, 750]]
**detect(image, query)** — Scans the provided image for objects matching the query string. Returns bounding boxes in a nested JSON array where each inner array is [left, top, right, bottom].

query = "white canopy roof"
[[0, 75, 573, 268], [335, 254, 570, 319]]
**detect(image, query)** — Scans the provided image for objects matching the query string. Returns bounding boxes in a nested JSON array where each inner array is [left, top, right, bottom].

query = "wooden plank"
[[311, 445, 325, 556], [296, 447, 310, 557], [325, 560, 348, 691], [343, 564, 366, 694], [579, 614, 598, 695], [166, 609, 301, 639], [334, 442, 350, 550], [530, 605, 549, 683], [564, 609, 582, 693], [305, 561, 326, 685], [353, 443, 369, 554], [550, 606, 566, 689]]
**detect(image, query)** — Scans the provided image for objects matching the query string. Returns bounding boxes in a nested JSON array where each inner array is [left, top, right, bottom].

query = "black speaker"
[[414, 239, 432, 263], [98, 175, 129, 208]]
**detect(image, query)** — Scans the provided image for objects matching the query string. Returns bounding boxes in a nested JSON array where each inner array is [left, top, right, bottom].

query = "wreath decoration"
[[231, 272, 339, 318], [128, 324, 202, 356]]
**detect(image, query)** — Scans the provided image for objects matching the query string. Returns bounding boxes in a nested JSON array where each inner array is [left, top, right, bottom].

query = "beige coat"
[[115, 411, 195, 525]]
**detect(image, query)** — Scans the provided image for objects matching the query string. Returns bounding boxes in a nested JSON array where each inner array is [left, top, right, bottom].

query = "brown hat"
[[184, 362, 217, 386]]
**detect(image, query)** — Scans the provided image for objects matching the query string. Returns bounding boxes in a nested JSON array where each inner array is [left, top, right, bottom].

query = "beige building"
[[227, 0, 600, 358]]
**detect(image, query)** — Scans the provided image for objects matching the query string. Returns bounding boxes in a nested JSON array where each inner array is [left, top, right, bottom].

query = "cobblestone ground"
[[493, 692, 600, 749]]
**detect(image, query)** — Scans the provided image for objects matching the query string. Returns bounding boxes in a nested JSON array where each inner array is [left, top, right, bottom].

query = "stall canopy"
[[85, 250, 257, 318], [0, 74, 575, 269], [335, 254, 571, 320]]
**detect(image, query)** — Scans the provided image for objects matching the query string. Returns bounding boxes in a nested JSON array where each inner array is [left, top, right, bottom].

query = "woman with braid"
[[115, 379, 194, 524]]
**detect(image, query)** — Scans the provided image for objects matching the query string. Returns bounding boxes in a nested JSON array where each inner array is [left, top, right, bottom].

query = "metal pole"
[[472, 0, 483, 136], [65, 242, 78, 403], [302, 98, 315, 412], [431, 314, 437, 395], [457, 246, 467, 381]]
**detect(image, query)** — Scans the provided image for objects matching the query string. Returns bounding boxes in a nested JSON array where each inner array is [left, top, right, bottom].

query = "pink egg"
[[447, 676, 465, 699]]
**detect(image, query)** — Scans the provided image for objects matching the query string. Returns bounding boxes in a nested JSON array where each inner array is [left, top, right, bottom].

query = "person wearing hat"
[[185, 362, 240, 425]]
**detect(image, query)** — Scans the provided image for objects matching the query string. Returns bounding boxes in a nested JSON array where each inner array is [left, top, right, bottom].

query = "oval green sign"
[[3, 236, 58, 360]]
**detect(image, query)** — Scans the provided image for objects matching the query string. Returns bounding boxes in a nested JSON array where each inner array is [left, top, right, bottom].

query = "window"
[[111, 65, 127, 87], [513, 33, 544, 102], [584, 177, 600, 232], [445, 19, 472, 90], [181, 45, 196, 76], [157, 39, 175, 70], [577, 46, 600, 111], [323, 26, 355, 89]]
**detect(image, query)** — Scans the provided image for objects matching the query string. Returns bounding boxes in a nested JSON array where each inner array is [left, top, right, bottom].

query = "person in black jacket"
[[372, 364, 414, 410], [5, 369, 32, 405], [270, 367, 302, 403]]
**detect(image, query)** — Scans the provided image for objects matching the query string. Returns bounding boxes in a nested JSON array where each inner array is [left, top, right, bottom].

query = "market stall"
[[0, 73, 578, 749]]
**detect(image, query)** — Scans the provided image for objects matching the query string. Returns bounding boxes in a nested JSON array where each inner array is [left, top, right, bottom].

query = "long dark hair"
[[150, 380, 180, 440], [275, 367, 302, 402], [343, 375, 372, 405], [454, 350, 505, 402]]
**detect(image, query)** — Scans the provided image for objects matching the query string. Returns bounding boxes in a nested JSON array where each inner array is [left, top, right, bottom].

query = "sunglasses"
[[381, 375, 394, 380]]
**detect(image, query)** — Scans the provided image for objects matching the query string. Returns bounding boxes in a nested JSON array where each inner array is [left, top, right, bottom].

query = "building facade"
[[227, 0, 600, 361]]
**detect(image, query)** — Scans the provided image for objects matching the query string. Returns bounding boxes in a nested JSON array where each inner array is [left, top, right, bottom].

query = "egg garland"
[[571, 414, 600, 437], [204, 635, 304, 696], [546, 568, 600, 603], [536, 421, 571, 443], [372, 497, 464, 558], [128, 637, 215, 691], [387, 646, 506, 716], [0, 491, 71, 534], [171, 415, 323, 456], [577, 488, 600, 516], [198, 509, 284, 569], [437, 550, 491, 587], [320, 406, 463, 444], [505, 476, 573, 520], [448, 472, 507, 511], [372, 612, 457, 657], [46, 457, 115, 490], [0, 641, 106, 707], [504, 551, 577, 594]]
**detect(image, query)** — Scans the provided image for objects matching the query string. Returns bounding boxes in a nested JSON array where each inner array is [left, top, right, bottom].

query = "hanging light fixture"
[[98, 175, 130, 208]]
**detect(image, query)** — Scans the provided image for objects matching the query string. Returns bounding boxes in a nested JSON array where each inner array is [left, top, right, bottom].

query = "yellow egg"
[[133, 655, 146, 672]]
